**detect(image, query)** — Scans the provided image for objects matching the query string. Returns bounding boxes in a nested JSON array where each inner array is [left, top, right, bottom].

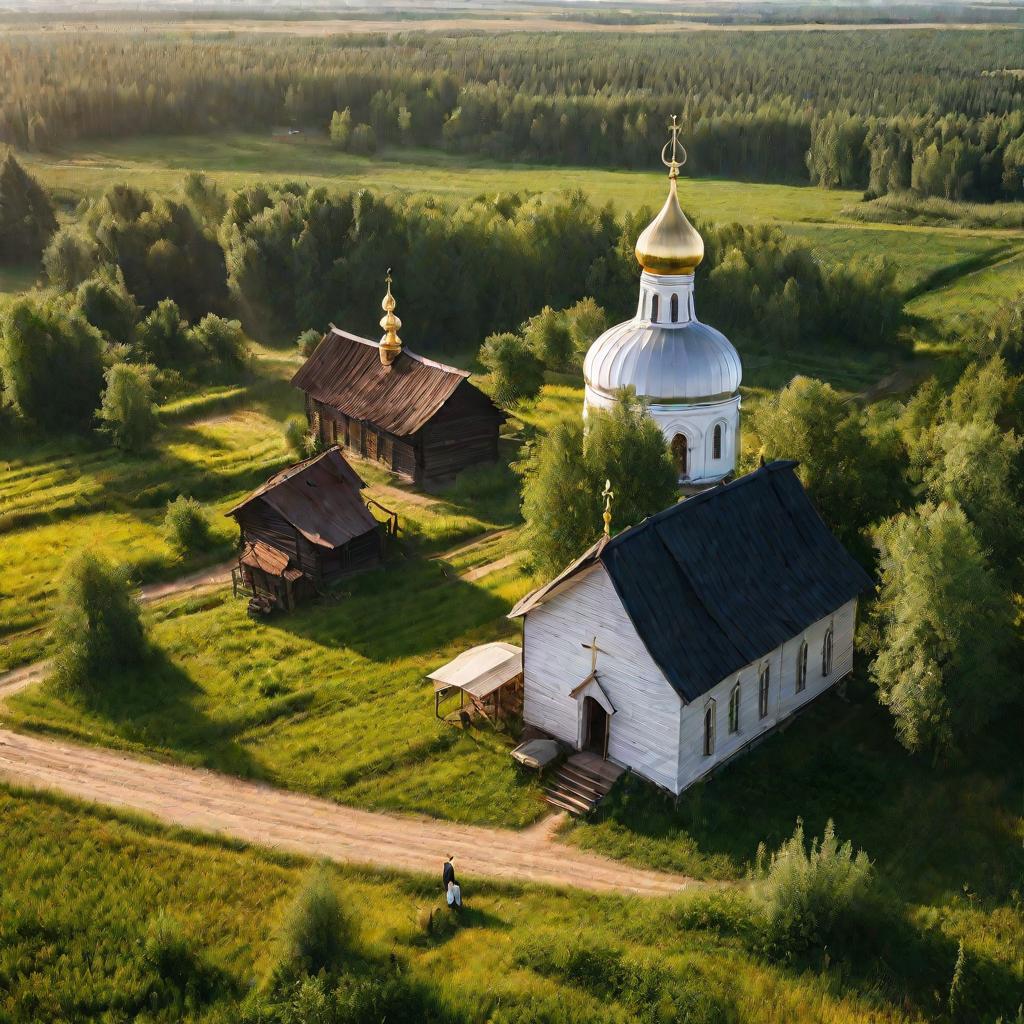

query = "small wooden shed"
[[227, 446, 395, 613], [429, 642, 523, 724]]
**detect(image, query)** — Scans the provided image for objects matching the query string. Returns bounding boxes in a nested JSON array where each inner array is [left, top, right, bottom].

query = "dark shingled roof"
[[510, 461, 873, 702], [228, 446, 378, 550], [290, 327, 471, 437]]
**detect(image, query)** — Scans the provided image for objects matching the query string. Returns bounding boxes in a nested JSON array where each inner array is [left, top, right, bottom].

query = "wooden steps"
[[542, 752, 624, 817]]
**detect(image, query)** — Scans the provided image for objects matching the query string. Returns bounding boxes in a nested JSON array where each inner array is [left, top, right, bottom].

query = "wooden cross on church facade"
[[581, 636, 604, 675]]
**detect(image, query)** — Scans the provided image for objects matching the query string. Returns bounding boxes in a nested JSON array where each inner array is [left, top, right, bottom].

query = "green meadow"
[[10, 781, 1008, 1024], [22, 132, 860, 223]]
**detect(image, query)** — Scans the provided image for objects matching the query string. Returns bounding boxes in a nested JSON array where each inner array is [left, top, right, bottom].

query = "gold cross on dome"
[[582, 636, 604, 674], [601, 479, 614, 537], [661, 114, 687, 179]]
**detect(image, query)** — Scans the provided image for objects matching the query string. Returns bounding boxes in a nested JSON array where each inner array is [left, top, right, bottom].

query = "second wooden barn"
[[227, 446, 394, 612], [291, 277, 505, 485]]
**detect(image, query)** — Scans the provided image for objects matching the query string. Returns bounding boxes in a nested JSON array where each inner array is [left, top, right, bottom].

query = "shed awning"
[[241, 540, 290, 577], [428, 642, 522, 700]]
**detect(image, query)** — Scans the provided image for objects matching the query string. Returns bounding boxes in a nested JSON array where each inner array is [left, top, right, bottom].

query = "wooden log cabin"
[[227, 447, 394, 612], [290, 276, 505, 485]]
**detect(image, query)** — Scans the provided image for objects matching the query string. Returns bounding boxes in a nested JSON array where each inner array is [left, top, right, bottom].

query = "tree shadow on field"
[[268, 558, 511, 663], [72, 646, 270, 782], [775, 903, 1024, 1023], [585, 679, 1024, 907]]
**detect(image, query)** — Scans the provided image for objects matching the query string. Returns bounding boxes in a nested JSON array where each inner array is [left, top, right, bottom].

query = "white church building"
[[583, 119, 741, 485], [509, 461, 873, 795]]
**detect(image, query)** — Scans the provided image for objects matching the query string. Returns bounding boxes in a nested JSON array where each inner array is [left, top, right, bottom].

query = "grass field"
[[10, 781, 1011, 1024], [23, 133, 861, 222]]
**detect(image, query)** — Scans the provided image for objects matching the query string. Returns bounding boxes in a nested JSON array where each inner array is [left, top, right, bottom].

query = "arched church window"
[[796, 640, 808, 693], [650, 294, 659, 323], [671, 434, 688, 480], [712, 424, 723, 460], [822, 627, 834, 677], [758, 665, 770, 719], [728, 682, 740, 734], [670, 292, 679, 323], [703, 700, 716, 756]]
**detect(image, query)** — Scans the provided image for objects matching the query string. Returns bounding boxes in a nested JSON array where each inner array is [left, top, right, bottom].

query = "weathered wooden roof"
[[291, 327, 473, 437], [228, 447, 379, 550], [511, 461, 873, 702]]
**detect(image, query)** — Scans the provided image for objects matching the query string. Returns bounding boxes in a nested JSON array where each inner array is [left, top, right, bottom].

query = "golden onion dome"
[[634, 176, 704, 275], [635, 114, 704, 275]]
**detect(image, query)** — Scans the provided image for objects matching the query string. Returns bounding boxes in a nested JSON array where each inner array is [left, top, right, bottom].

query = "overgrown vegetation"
[[163, 495, 214, 556], [518, 390, 678, 575], [751, 819, 874, 957], [49, 550, 147, 691]]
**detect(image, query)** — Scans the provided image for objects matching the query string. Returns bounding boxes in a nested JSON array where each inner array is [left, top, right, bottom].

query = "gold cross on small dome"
[[601, 479, 614, 537], [661, 114, 687, 180]]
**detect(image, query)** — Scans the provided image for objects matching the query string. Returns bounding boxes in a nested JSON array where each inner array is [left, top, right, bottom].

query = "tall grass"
[[751, 819, 873, 957], [7, 782, 978, 1024]]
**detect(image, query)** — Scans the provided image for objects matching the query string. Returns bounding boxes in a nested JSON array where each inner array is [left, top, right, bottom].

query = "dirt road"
[[0, 728, 693, 896]]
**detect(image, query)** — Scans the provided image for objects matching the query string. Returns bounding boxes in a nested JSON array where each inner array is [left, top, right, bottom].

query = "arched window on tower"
[[650, 294, 659, 323], [712, 423, 723, 461], [670, 292, 679, 323], [822, 627, 834, 677]]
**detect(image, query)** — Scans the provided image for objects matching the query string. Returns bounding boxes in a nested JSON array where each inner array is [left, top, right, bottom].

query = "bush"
[[751, 819, 873, 957], [274, 866, 350, 977], [283, 415, 308, 457], [76, 272, 140, 344], [348, 123, 377, 155], [297, 328, 322, 357], [564, 296, 608, 362], [50, 550, 147, 689], [523, 305, 574, 371], [141, 911, 197, 988], [189, 313, 248, 371], [43, 226, 97, 291], [479, 331, 544, 407], [0, 151, 57, 264], [0, 295, 105, 432], [164, 495, 212, 555], [97, 362, 158, 452], [134, 299, 196, 370]]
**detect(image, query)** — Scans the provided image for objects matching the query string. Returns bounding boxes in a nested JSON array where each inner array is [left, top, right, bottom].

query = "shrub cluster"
[[50, 550, 148, 690], [751, 819, 873, 957], [163, 496, 213, 556]]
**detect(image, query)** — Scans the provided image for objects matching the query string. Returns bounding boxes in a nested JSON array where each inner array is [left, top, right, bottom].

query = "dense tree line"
[[224, 183, 904, 354], [808, 110, 1024, 201], [1, 31, 1023, 197], [750, 315, 1024, 759]]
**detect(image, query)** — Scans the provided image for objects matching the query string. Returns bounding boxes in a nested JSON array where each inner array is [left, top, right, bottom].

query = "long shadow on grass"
[[267, 559, 511, 663], [72, 647, 271, 782], [774, 904, 1024, 1023], [581, 682, 1023, 906]]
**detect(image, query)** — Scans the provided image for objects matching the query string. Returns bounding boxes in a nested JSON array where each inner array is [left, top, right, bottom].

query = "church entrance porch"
[[582, 696, 609, 757]]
